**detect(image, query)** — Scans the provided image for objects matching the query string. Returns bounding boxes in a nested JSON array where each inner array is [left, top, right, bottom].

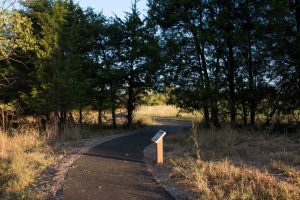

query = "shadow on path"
[[62, 123, 190, 200], [82, 153, 145, 164]]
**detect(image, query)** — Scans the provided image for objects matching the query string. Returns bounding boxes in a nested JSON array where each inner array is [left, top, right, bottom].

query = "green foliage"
[[0, 0, 299, 129], [0, 9, 36, 61], [141, 92, 166, 106], [149, 0, 300, 127]]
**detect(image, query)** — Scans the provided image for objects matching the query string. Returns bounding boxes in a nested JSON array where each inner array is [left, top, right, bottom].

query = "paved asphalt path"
[[62, 121, 190, 200]]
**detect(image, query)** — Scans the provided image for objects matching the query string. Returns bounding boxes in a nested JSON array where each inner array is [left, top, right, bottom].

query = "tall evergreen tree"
[[114, 2, 162, 127]]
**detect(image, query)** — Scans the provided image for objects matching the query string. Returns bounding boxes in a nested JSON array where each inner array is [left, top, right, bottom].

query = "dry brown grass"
[[0, 121, 125, 199], [166, 125, 300, 200], [0, 126, 55, 199], [172, 159, 300, 200], [69, 105, 200, 126], [2, 106, 182, 199], [135, 105, 201, 125]]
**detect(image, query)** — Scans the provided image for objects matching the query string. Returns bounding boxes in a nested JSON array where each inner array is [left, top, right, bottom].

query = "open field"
[[134, 105, 201, 125], [71, 105, 201, 126], [165, 125, 300, 200]]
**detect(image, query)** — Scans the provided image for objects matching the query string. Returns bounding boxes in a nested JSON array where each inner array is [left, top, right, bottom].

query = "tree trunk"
[[40, 115, 47, 131], [59, 111, 67, 131], [250, 102, 256, 127], [245, 1, 256, 127], [98, 109, 102, 127], [242, 100, 248, 126], [203, 105, 210, 128], [78, 108, 82, 126], [211, 104, 219, 128], [127, 107, 134, 128], [54, 111, 60, 136], [63, 111, 67, 124], [211, 55, 221, 128], [111, 108, 117, 128], [222, 2, 237, 127], [296, 0, 300, 34], [201, 44, 214, 129], [227, 45, 236, 127], [46, 112, 51, 121], [295, 0, 300, 96], [265, 107, 277, 127], [69, 112, 75, 124], [110, 82, 117, 129], [191, 27, 211, 128], [248, 40, 256, 127], [127, 82, 134, 128]]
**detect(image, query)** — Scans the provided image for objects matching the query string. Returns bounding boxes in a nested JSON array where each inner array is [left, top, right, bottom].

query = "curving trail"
[[62, 120, 190, 200]]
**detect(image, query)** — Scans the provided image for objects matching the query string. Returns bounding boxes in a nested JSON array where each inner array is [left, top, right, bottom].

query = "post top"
[[151, 130, 166, 143]]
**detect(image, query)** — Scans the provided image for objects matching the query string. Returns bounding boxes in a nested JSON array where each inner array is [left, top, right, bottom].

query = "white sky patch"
[[77, 0, 148, 18]]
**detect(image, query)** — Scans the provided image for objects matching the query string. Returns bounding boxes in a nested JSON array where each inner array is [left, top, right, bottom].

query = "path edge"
[[143, 144, 191, 200], [33, 127, 150, 200]]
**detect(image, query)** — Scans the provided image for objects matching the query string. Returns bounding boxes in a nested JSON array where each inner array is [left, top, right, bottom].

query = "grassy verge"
[[165, 125, 300, 200], [0, 126, 54, 199], [0, 124, 126, 200]]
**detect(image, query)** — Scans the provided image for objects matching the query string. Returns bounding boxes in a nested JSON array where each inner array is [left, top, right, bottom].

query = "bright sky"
[[77, 0, 148, 18]]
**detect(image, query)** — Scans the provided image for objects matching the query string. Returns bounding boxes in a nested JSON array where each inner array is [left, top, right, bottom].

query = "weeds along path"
[[61, 120, 190, 200]]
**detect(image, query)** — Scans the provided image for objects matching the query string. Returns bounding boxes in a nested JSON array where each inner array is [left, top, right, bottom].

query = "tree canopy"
[[0, 0, 299, 130]]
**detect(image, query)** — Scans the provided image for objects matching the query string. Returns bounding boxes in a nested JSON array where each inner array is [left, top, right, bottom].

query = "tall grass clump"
[[172, 159, 300, 200], [0, 126, 55, 199], [187, 124, 238, 159], [168, 123, 300, 200], [0, 119, 122, 199]]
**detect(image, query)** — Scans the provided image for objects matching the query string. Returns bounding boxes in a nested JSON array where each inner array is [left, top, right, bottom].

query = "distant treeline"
[[0, 0, 299, 130]]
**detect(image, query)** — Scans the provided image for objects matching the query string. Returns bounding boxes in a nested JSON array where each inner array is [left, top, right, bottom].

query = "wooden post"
[[156, 137, 163, 164], [151, 130, 166, 165]]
